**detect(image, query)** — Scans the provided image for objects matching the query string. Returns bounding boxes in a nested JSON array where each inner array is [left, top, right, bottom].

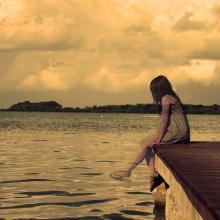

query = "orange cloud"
[[0, 0, 219, 106]]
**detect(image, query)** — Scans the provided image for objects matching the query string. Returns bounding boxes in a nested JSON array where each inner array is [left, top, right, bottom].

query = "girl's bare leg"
[[110, 138, 156, 179], [126, 139, 152, 171], [145, 146, 158, 178], [145, 145, 165, 191], [110, 137, 165, 191]]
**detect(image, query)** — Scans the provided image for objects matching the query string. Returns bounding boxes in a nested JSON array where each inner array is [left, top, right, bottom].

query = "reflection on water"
[[0, 112, 219, 219]]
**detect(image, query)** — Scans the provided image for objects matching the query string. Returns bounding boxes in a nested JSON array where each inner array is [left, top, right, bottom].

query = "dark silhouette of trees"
[[2, 101, 220, 114]]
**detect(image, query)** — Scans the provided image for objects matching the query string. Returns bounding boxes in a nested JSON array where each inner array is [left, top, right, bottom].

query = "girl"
[[110, 75, 190, 192]]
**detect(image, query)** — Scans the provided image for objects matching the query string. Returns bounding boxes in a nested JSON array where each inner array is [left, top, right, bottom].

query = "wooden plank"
[[154, 142, 220, 220]]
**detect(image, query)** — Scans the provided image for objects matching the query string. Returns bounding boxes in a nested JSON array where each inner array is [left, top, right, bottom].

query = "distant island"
[[4, 101, 63, 112], [1, 101, 220, 114]]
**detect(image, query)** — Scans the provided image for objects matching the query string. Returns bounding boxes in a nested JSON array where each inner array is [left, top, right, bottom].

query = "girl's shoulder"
[[162, 94, 177, 105]]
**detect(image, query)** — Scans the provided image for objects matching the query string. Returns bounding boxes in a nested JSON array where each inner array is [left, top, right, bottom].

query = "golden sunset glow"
[[0, 0, 220, 107]]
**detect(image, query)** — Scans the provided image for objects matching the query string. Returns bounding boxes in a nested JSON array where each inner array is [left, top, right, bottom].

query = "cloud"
[[172, 12, 207, 32], [212, 4, 220, 17], [84, 59, 218, 94], [0, 0, 220, 107], [191, 37, 220, 60], [84, 66, 156, 93], [20, 67, 70, 91], [0, 0, 86, 51], [168, 59, 217, 86], [0, 0, 23, 19]]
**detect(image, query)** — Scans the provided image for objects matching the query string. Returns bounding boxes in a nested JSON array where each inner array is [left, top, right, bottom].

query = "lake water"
[[0, 112, 220, 219]]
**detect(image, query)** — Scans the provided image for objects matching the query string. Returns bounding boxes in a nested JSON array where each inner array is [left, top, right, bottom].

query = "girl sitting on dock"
[[110, 75, 190, 192]]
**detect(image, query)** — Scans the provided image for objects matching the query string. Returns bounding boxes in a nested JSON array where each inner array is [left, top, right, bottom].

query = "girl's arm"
[[155, 96, 172, 144]]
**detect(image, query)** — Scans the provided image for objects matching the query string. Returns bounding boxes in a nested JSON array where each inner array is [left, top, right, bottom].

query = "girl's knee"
[[140, 137, 155, 148], [140, 137, 147, 145], [140, 142, 149, 150]]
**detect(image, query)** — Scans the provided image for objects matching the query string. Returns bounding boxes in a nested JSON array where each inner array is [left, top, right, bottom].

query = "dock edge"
[[154, 154, 204, 220]]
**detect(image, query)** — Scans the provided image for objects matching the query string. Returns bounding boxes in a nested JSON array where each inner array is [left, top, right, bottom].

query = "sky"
[[0, 0, 220, 108]]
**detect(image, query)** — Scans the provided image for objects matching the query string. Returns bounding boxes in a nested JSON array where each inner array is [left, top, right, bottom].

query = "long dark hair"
[[150, 75, 181, 105]]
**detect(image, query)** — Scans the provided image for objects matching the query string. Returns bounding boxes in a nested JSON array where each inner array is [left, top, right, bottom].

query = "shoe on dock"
[[150, 174, 165, 192]]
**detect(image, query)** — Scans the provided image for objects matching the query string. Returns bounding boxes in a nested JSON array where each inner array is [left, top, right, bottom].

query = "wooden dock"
[[154, 142, 220, 220]]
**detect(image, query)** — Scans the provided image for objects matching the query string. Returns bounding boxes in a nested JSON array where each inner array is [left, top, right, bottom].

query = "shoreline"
[[1, 101, 220, 115], [1, 110, 220, 115]]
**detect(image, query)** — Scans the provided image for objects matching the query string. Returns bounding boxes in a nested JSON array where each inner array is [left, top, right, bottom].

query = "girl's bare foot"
[[109, 170, 131, 181]]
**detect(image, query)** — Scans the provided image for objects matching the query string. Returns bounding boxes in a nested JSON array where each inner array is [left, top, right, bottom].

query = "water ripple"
[[103, 213, 133, 220], [126, 191, 151, 195], [0, 179, 54, 184], [136, 201, 154, 206], [120, 209, 151, 216], [0, 198, 118, 209], [32, 139, 48, 142], [15, 191, 95, 197], [80, 173, 103, 176], [74, 166, 91, 169]]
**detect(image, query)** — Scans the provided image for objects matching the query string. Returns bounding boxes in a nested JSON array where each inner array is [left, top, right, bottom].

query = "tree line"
[[2, 101, 220, 114]]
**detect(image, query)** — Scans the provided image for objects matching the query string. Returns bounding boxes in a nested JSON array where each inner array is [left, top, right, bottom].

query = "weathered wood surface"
[[154, 142, 220, 220]]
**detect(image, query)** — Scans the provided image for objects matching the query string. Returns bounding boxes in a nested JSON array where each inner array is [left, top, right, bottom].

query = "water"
[[0, 112, 219, 219]]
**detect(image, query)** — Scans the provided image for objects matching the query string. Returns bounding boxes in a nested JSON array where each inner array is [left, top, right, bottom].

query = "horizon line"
[[1, 100, 220, 110]]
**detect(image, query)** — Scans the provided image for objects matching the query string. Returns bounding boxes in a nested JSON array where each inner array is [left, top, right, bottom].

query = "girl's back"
[[160, 94, 190, 144]]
